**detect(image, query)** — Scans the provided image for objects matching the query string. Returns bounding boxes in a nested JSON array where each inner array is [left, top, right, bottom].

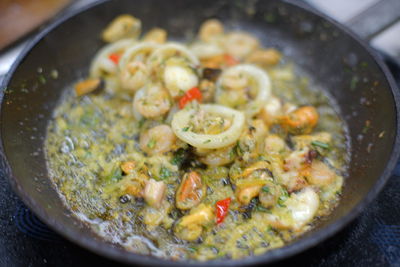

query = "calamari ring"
[[147, 42, 200, 71], [90, 39, 136, 77], [171, 104, 245, 149], [216, 64, 271, 117], [118, 42, 159, 70]]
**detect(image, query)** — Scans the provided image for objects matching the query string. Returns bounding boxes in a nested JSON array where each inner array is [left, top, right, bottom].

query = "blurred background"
[[308, 0, 400, 59], [0, 0, 399, 77]]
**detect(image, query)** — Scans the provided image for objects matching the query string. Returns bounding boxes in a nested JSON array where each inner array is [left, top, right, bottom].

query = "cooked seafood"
[[45, 15, 349, 261]]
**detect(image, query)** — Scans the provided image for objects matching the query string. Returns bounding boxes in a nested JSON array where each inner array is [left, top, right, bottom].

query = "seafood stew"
[[45, 15, 349, 261]]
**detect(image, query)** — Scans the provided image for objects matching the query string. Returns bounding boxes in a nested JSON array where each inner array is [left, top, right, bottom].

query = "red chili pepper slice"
[[108, 53, 121, 64], [216, 197, 231, 224], [179, 87, 202, 109], [224, 54, 239, 66]]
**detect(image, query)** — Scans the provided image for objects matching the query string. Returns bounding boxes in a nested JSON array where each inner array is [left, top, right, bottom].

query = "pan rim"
[[1, 0, 399, 266]]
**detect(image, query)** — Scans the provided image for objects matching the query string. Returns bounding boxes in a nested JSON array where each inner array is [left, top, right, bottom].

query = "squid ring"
[[118, 42, 159, 70], [90, 39, 136, 77], [171, 104, 245, 149], [216, 64, 271, 117], [147, 42, 200, 70]]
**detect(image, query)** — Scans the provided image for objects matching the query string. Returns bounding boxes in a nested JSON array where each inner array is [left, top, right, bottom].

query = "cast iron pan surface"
[[1, 0, 399, 266]]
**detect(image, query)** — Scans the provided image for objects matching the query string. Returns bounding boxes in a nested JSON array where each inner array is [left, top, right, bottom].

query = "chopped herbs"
[[138, 118, 145, 128], [80, 109, 98, 127], [38, 75, 47, 84], [278, 188, 289, 207], [261, 186, 270, 193], [182, 126, 190, 132], [171, 148, 186, 166], [187, 247, 198, 253], [277, 197, 287, 207], [256, 206, 271, 213], [264, 13, 276, 23], [350, 76, 358, 91], [235, 141, 243, 155], [362, 120, 371, 134], [203, 139, 211, 144], [311, 140, 330, 150], [229, 148, 236, 159], [258, 155, 267, 161], [159, 166, 172, 180], [147, 138, 156, 148], [105, 166, 123, 184]]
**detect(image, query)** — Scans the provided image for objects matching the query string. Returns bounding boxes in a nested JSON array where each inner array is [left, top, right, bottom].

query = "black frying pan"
[[1, 0, 399, 266]]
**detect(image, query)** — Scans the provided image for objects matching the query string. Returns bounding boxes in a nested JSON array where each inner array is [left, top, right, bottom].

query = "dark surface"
[[1, 0, 400, 266]]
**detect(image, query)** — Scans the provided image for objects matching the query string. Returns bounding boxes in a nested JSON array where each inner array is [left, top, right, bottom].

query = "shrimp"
[[291, 132, 332, 150], [196, 144, 236, 166], [264, 135, 287, 154], [133, 84, 171, 118], [143, 28, 167, 44], [258, 182, 280, 208], [190, 42, 224, 60], [163, 62, 199, 98], [199, 19, 224, 42], [280, 106, 319, 134], [220, 68, 249, 91], [143, 179, 167, 208], [283, 148, 309, 172], [307, 160, 336, 186], [119, 61, 149, 92], [279, 171, 308, 193], [263, 187, 320, 231], [200, 54, 225, 69], [285, 187, 320, 231], [216, 64, 271, 117], [259, 96, 282, 125], [224, 32, 259, 59], [102, 14, 141, 42], [139, 124, 176, 155], [278, 148, 314, 192], [216, 89, 248, 108], [246, 48, 282, 66]]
